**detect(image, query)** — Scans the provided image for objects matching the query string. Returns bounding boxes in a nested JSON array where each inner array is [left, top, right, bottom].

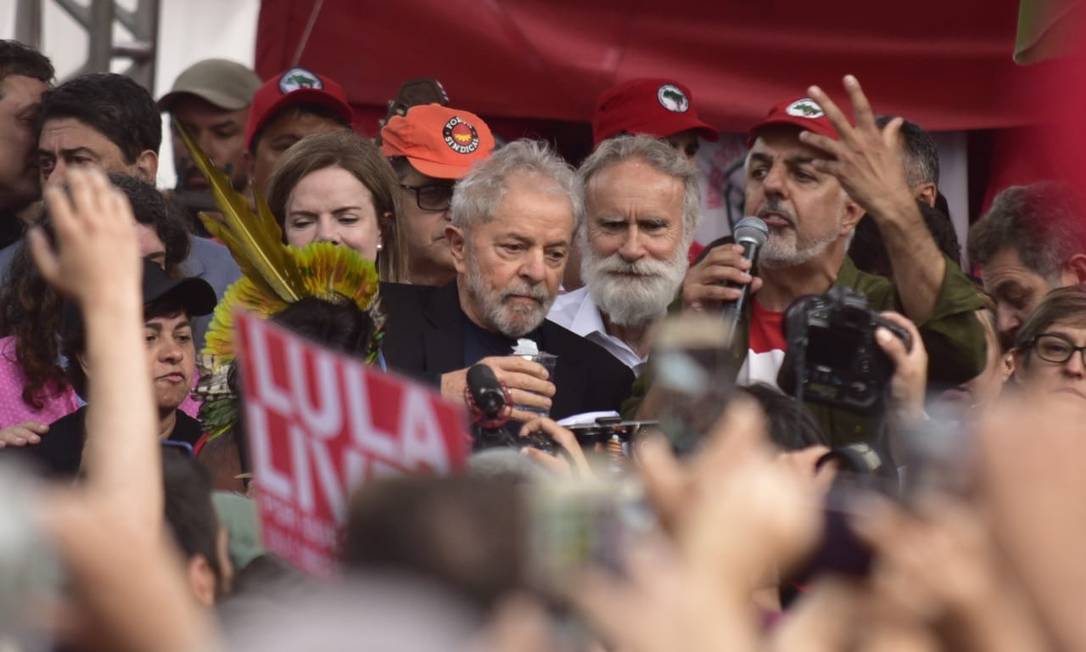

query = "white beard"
[[581, 245, 688, 327], [759, 224, 840, 269]]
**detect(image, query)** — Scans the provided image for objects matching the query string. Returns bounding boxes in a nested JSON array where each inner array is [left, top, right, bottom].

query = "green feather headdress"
[[178, 126, 383, 442]]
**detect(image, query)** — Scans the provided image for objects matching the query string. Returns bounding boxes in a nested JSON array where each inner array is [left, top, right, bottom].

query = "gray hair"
[[450, 139, 581, 231], [875, 115, 939, 188], [577, 134, 700, 242], [969, 182, 1086, 280]]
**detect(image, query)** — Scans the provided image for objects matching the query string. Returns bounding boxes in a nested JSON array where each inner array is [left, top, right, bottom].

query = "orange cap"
[[381, 104, 495, 179]]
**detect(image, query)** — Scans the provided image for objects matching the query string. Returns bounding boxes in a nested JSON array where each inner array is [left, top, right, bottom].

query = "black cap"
[[62, 260, 218, 344], [141, 258, 217, 317]]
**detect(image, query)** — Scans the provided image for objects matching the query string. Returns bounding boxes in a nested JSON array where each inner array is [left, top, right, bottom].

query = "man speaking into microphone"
[[630, 77, 986, 444]]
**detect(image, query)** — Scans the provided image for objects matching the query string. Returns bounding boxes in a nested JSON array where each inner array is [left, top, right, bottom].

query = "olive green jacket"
[[622, 255, 987, 446]]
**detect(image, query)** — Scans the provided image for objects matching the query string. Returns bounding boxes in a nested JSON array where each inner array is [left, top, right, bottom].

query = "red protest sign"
[[234, 311, 470, 576]]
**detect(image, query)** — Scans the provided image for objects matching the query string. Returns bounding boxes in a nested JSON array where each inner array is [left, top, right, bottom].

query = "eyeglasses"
[[401, 183, 454, 212], [1029, 333, 1086, 365]]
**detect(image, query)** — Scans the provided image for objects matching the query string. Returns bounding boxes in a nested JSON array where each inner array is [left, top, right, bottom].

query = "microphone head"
[[467, 363, 499, 391], [733, 216, 769, 247], [466, 363, 506, 419]]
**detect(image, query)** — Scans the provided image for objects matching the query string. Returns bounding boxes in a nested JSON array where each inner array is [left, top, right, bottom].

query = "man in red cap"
[[568, 79, 717, 292], [243, 67, 353, 198], [593, 78, 718, 160], [633, 77, 985, 444], [381, 104, 495, 286]]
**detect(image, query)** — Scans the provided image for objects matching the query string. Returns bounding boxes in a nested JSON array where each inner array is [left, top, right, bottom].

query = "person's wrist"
[[79, 283, 143, 325], [865, 189, 917, 228], [893, 395, 927, 427], [80, 279, 141, 308]]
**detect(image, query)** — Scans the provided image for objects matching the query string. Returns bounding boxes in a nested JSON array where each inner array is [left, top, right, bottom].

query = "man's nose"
[[519, 249, 546, 282], [617, 227, 647, 263]]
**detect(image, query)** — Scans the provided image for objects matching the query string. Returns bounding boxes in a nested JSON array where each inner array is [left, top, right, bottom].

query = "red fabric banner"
[[256, 0, 1036, 135], [235, 311, 471, 576]]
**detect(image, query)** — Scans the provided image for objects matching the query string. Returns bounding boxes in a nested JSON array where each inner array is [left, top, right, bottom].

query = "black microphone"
[[722, 216, 769, 348], [465, 363, 511, 428]]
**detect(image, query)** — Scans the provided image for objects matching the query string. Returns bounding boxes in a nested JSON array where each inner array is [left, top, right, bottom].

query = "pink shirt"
[[0, 336, 201, 428]]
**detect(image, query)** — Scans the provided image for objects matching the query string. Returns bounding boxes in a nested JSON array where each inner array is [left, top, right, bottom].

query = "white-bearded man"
[[548, 135, 698, 376]]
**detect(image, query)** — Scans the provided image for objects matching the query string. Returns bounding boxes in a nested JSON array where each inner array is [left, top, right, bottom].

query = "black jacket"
[[381, 282, 635, 421], [8, 406, 202, 480]]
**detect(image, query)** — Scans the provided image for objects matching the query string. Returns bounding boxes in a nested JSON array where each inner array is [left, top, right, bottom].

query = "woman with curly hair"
[[0, 175, 193, 445]]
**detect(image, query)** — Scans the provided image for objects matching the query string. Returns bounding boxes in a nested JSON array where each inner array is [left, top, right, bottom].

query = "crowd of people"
[[1, 36, 1085, 651]]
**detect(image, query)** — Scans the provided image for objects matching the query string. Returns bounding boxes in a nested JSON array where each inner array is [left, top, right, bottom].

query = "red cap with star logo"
[[381, 104, 496, 179], [593, 78, 718, 146], [746, 97, 840, 147], [244, 67, 354, 151]]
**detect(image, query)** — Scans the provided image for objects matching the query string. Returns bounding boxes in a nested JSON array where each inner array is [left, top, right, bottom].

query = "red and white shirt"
[[736, 300, 786, 389]]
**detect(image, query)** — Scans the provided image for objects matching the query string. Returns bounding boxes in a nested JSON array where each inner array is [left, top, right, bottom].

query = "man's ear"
[[187, 555, 217, 607], [914, 182, 937, 208], [446, 225, 467, 274], [134, 150, 158, 184], [1000, 350, 1016, 383], [840, 198, 864, 234], [1060, 252, 1086, 285], [1010, 350, 1026, 384]]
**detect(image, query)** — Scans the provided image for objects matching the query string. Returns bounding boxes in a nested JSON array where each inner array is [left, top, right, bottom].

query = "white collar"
[[567, 287, 608, 338]]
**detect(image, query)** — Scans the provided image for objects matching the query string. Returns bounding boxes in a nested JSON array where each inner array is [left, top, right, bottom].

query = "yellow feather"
[[177, 124, 304, 303], [200, 243, 381, 362], [201, 277, 290, 361]]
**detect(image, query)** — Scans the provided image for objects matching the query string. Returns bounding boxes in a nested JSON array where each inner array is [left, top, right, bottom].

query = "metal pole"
[[14, 0, 44, 48], [127, 0, 159, 90], [86, 0, 115, 73]]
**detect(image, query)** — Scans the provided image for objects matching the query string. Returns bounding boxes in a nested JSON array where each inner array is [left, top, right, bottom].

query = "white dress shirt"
[[547, 287, 647, 375]]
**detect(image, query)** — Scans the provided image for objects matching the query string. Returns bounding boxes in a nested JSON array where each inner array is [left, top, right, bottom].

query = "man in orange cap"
[[381, 104, 495, 286]]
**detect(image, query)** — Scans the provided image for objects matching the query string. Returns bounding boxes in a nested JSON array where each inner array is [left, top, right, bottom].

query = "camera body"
[[781, 287, 911, 415], [566, 416, 656, 448], [472, 422, 557, 456]]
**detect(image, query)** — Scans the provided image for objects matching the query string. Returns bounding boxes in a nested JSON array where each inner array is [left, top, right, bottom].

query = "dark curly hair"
[[0, 175, 190, 409], [36, 72, 160, 163], [0, 230, 65, 409], [109, 174, 191, 272], [0, 39, 54, 86]]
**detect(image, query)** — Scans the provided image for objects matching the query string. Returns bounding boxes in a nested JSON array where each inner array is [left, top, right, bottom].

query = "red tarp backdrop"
[[256, 0, 1036, 137]]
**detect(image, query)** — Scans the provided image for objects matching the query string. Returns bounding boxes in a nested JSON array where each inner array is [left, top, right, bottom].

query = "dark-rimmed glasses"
[[401, 183, 454, 212], [1030, 333, 1086, 366]]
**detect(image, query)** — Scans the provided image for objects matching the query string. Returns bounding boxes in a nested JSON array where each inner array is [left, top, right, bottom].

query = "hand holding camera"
[[874, 311, 928, 424], [518, 417, 593, 478], [780, 287, 913, 416]]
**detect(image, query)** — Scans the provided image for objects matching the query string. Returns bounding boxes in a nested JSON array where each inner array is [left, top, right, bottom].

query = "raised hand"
[[799, 75, 915, 224], [800, 75, 945, 323], [28, 167, 142, 306]]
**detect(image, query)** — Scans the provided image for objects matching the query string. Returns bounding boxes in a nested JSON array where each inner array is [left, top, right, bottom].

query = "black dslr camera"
[[779, 287, 911, 415], [473, 425, 558, 456]]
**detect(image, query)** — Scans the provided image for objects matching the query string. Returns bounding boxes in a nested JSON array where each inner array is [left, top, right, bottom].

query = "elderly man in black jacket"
[[381, 140, 634, 421]]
